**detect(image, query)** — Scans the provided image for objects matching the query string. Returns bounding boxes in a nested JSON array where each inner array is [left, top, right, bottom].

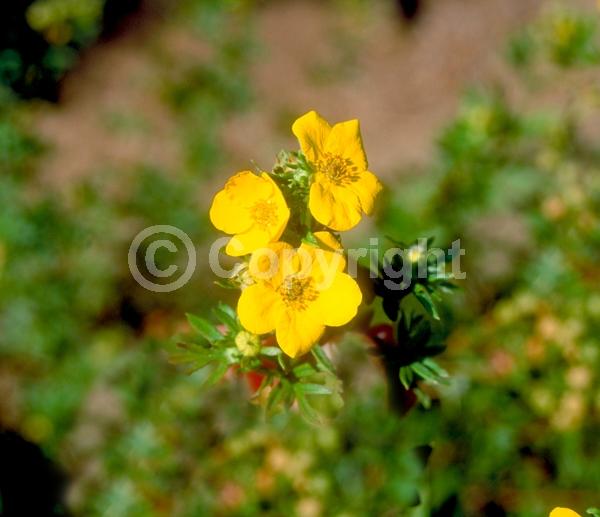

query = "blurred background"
[[1, 0, 599, 515]]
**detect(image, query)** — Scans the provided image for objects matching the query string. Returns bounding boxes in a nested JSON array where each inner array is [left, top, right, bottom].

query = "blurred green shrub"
[[1, 2, 599, 516], [378, 7, 600, 513]]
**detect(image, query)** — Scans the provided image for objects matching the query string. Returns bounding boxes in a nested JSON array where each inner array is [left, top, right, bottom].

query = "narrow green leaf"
[[204, 361, 229, 387], [277, 352, 288, 372], [214, 279, 238, 290], [399, 366, 414, 390], [212, 303, 237, 330], [295, 392, 322, 425], [414, 387, 431, 409], [411, 362, 438, 383], [413, 285, 440, 320], [186, 313, 223, 342], [422, 358, 449, 378], [311, 346, 335, 374], [281, 382, 296, 409], [293, 363, 317, 379], [261, 346, 282, 357], [295, 383, 332, 395], [266, 382, 284, 413]]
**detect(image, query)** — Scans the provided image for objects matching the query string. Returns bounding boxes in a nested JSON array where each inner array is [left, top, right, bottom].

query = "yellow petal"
[[209, 189, 252, 234], [349, 169, 382, 216], [238, 284, 281, 334], [227, 170, 274, 200], [325, 119, 367, 170], [549, 509, 581, 517], [261, 173, 291, 240], [298, 243, 346, 288], [248, 241, 293, 283], [309, 179, 362, 231], [316, 272, 362, 326], [210, 170, 272, 234], [292, 110, 331, 163], [313, 231, 342, 251], [225, 228, 272, 257], [275, 307, 324, 358]]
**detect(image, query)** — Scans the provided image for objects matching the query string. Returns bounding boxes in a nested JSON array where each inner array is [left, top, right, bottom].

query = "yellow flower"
[[237, 242, 362, 357], [550, 508, 581, 517], [292, 110, 382, 231], [210, 171, 290, 256]]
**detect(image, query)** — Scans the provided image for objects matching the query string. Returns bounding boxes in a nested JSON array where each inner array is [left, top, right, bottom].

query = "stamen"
[[250, 200, 278, 226], [316, 152, 361, 186], [278, 277, 319, 311]]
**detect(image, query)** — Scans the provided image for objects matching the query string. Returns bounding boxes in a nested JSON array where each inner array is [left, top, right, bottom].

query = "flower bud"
[[235, 331, 261, 357]]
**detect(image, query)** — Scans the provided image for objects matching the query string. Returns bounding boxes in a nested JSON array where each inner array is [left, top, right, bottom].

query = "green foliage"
[[508, 7, 600, 69], [377, 6, 600, 512], [171, 308, 344, 425], [1, 2, 599, 516]]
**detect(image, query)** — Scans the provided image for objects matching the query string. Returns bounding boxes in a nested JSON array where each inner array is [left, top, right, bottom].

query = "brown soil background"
[[32, 0, 595, 191]]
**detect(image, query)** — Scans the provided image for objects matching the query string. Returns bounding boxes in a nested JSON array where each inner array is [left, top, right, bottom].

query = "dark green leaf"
[[413, 285, 440, 320]]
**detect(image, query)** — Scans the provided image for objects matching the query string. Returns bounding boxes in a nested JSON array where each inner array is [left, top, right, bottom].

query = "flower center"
[[278, 276, 318, 311], [249, 199, 278, 226], [316, 152, 361, 186]]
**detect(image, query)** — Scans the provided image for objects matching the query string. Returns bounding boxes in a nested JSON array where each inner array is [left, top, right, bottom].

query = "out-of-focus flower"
[[292, 110, 382, 231], [237, 242, 362, 357], [210, 171, 290, 256]]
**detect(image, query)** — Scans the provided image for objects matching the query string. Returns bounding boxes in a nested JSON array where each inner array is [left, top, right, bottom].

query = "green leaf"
[[293, 363, 317, 379], [261, 346, 281, 357], [212, 303, 237, 330], [399, 366, 414, 390], [586, 508, 600, 517], [411, 362, 438, 384], [169, 343, 221, 372], [413, 284, 440, 320], [311, 346, 335, 374], [295, 383, 332, 395], [414, 387, 431, 409], [186, 313, 224, 342], [295, 391, 322, 425], [204, 361, 229, 386], [266, 382, 284, 414], [214, 279, 238, 289], [422, 358, 449, 379], [277, 352, 288, 372]]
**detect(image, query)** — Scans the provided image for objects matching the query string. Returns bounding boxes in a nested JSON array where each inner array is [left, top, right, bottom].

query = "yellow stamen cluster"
[[278, 277, 319, 311]]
